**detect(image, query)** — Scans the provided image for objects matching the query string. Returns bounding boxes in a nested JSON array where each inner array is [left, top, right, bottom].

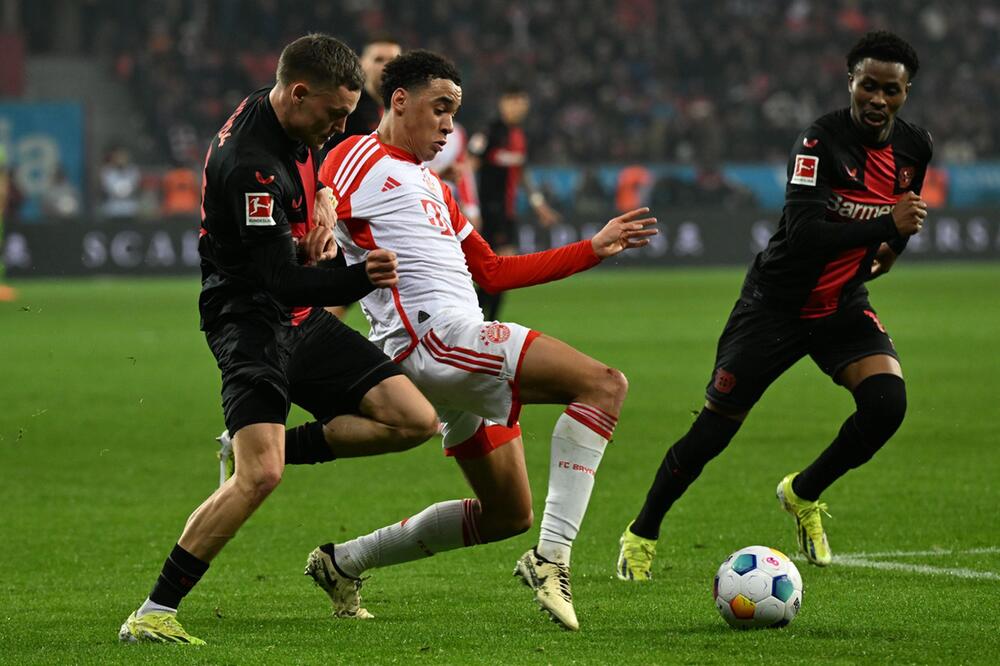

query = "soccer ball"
[[713, 545, 803, 629]]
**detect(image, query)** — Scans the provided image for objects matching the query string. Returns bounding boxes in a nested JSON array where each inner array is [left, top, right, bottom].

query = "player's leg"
[[619, 295, 806, 580], [305, 412, 513, 619], [122, 423, 287, 644], [778, 305, 905, 566], [283, 310, 439, 463], [122, 318, 291, 644]]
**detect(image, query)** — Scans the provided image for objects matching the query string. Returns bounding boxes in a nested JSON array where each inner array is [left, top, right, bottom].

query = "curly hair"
[[847, 30, 920, 80], [277, 33, 364, 91], [379, 49, 462, 108]]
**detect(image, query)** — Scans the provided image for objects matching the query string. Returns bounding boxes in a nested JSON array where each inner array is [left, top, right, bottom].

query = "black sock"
[[148, 543, 210, 610], [631, 408, 742, 540], [793, 374, 906, 501], [477, 289, 503, 321], [285, 421, 335, 465]]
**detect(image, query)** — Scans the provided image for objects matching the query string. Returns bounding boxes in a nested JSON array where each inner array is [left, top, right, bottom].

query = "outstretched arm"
[[462, 207, 656, 293]]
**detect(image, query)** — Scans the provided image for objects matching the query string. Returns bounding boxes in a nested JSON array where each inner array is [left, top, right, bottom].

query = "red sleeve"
[[461, 230, 600, 294]]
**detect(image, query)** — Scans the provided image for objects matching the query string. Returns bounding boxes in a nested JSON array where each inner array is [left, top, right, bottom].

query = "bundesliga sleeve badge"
[[790, 155, 819, 186], [245, 192, 276, 226]]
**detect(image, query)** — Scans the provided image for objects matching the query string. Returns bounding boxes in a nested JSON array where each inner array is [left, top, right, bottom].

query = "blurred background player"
[[322, 35, 402, 320], [424, 119, 480, 227], [468, 85, 561, 320], [616, 31, 931, 581], [118, 34, 439, 646], [305, 50, 656, 631], [324, 34, 402, 153]]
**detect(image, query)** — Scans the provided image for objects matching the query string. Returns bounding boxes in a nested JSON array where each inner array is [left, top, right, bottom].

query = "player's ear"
[[290, 82, 310, 105], [390, 87, 407, 114]]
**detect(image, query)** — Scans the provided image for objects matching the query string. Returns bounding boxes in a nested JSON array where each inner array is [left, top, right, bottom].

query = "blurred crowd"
[[11, 0, 999, 220]]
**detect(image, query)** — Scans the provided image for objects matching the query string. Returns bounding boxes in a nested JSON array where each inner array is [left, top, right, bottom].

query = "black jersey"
[[199, 87, 373, 330], [470, 119, 526, 219], [748, 108, 933, 318]]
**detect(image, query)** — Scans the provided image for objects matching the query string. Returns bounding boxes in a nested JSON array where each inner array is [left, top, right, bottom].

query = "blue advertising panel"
[[0, 102, 85, 220]]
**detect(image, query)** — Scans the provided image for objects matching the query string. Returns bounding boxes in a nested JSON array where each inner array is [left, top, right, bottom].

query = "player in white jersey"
[[304, 50, 656, 631]]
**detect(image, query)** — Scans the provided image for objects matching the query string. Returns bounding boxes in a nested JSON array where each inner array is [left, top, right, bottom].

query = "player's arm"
[[522, 169, 561, 227], [462, 207, 656, 293], [782, 132, 922, 254], [229, 165, 391, 306], [885, 128, 935, 257]]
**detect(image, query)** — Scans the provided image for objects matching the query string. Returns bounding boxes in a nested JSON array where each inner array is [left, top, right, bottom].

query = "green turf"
[[1, 264, 998, 665]]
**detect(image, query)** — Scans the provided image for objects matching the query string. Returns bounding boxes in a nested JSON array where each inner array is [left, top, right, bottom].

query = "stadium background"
[[1, 2, 998, 664]]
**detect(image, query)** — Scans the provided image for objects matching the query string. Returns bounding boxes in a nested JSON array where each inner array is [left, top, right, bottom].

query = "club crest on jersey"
[[898, 166, 915, 189], [479, 323, 511, 345], [791, 155, 819, 186], [245, 193, 275, 226]]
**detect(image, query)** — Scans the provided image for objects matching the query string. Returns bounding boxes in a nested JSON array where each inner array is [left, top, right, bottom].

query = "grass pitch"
[[1, 264, 998, 665]]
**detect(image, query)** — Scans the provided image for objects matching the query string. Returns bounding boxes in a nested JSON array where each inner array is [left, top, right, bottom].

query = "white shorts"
[[398, 316, 540, 450]]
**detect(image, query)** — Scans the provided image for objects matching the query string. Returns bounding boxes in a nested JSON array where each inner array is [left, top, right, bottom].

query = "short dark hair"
[[847, 31, 920, 80], [379, 49, 461, 108], [501, 83, 528, 97], [363, 33, 401, 50], [277, 33, 364, 91]]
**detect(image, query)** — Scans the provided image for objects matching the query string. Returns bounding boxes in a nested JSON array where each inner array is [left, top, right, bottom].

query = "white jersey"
[[321, 133, 482, 360]]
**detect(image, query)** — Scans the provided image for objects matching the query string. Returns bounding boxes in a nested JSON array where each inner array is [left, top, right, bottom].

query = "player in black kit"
[[119, 35, 439, 645], [616, 31, 931, 580]]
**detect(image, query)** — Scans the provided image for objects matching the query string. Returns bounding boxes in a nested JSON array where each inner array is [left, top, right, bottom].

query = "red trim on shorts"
[[427, 329, 504, 362], [444, 422, 521, 459], [507, 329, 541, 427]]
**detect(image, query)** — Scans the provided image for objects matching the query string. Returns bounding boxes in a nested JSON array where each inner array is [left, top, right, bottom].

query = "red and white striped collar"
[[372, 132, 421, 164]]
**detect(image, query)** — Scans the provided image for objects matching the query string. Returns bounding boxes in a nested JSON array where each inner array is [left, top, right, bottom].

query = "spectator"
[[40, 166, 83, 218], [99, 147, 141, 218]]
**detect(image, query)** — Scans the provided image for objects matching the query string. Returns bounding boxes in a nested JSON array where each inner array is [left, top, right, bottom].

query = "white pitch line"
[[838, 547, 1000, 559], [831, 556, 1000, 581]]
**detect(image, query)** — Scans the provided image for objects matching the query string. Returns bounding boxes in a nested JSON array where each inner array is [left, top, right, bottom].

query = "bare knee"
[[235, 465, 282, 506], [393, 408, 440, 451], [578, 365, 628, 412], [480, 505, 533, 541]]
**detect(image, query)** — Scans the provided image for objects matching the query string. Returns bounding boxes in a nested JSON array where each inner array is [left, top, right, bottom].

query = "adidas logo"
[[381, 176, 401, 192]]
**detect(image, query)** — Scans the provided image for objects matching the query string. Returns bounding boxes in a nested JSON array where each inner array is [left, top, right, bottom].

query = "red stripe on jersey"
[[864, 144, 898, 203], [342, 217, 376, 250], [431, 170, 469, 237], [799, 247, 868, 319], [337, 139, 381, 196], [391, 286, 420, 362], [426, 329, 505, 362], [290, 307, 312, 326]]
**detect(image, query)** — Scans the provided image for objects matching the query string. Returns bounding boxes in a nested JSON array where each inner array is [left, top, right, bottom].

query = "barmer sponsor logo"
[[827, 193, 893, 221]]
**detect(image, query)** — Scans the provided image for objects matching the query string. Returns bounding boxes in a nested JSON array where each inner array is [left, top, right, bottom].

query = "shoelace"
[[553, 564, 573, 602], [799, 501, 831, 536]]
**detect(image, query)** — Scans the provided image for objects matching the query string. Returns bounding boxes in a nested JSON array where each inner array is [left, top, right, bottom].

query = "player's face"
[[848, 58, 910, 140], [360, 42, 402, 95], [499, 93, 530, 125], [400, 78, 462, 162], [291, 83, 361, 149]]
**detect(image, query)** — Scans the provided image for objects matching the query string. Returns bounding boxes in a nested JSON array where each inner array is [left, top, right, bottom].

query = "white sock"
[[137, 597, 176, 617], [537, 403, 617, 566], [334, 499, 482, 578]]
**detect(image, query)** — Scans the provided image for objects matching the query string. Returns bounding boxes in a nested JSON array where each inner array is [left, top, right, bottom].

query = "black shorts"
[[206, 308, 402, 435], [704, 287, 898, 411], [480, 200, 517, 249]]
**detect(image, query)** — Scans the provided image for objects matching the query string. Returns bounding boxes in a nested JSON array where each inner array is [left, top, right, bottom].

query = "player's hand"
[[892, 192, 927, 237], [535, 202, 562, 228], [314, 189, 338, 229], [869, 242, 898, 280], [301, 225, 338, 263], [591, 207, 658, 259], [365, 248, 398, 288]]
